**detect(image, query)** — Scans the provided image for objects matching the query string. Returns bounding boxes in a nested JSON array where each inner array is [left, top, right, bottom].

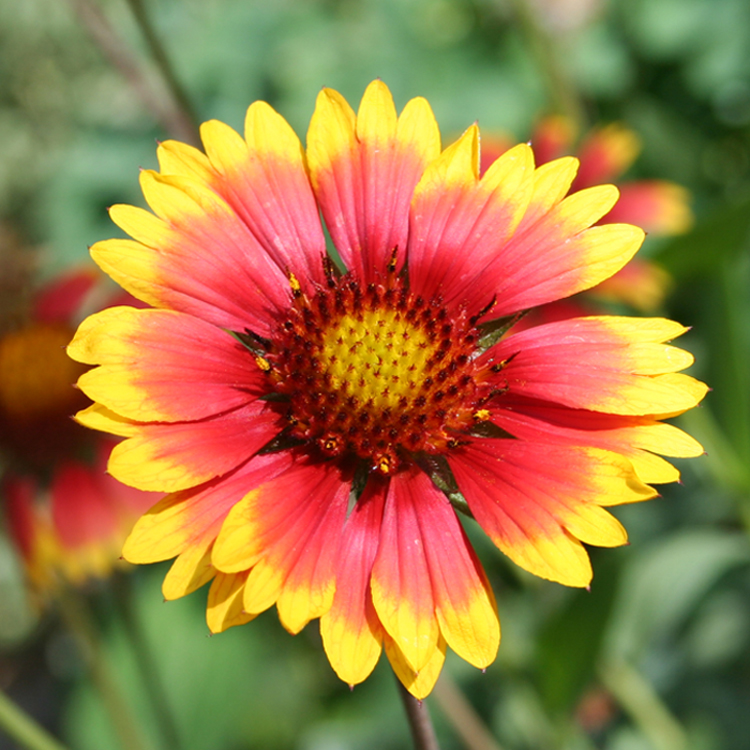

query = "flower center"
[[0, 322, 90, 470], [262, 271, 494, 474], [0, 324, 85, 420]]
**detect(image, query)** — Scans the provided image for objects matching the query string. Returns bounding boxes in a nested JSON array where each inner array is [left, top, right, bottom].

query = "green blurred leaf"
[[535, 557, 620, 714], [657, 194, 750, 280], [604, 529, 750, 661]]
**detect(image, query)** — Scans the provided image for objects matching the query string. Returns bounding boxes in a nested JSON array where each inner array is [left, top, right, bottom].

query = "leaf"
[[657, 193, 750, 280], [604, 528, 750, 661], [535, 555, 620, 714]]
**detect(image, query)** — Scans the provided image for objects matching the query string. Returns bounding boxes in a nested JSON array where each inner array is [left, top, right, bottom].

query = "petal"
[[33, 267, 100, 324], [161, 533, 216, 600], [384, 633, 447, 700], [198, 103, 328, 287], [371, 471, 440, 673], [486, 316, 708, 416], [470, 183, 645, 316], [107, 400, 282, 492], [588, 259, 673, 313], [398, 471, 500, 669], [206, 571, 255, 633], [491, 395, 704, 485], [75, 403, 140, 437], [529, 115, 576, 165], [3, 476, 37, 560], [99, 168, 292, 334], [308, 80, 440, 279], [51, 462, 118, 550], [70, 306, 267, 422], [408, 136, 536, 304], [572, 123, 641, 188], [320, 479, 387, 687], [604, 181, 693, 236], [212, 458, 350, 632], [157, 139, 215, 182], [122, 452, 294, 564], [451, 440, 651, 586]]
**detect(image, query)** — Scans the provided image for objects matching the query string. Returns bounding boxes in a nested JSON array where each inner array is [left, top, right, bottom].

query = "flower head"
[[68, 81, 706, 698], [0, 266, 157, 595]]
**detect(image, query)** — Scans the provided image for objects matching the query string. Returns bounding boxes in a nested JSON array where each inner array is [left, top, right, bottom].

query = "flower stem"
[[123, 0, 200, 142], [112, 574, 184, 750], [56, 586, 149, 750], [396, 679, 441, 750], [64, 0, 200, 145], [0, 690, 71, 750], [599, 657, 687, 750], [432, 673, 505, 750]]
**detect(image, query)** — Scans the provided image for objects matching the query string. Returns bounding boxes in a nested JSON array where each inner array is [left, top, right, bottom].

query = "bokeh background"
[[1, 0, 749, 748]]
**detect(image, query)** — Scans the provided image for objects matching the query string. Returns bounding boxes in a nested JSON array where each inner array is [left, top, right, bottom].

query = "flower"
[[481, 116, 692, 314], [67, 81, 707, 698], [0, 266, 157, 595]]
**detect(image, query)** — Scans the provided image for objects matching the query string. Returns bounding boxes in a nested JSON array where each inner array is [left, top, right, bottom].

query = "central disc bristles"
[[261, 271, 494, 474]]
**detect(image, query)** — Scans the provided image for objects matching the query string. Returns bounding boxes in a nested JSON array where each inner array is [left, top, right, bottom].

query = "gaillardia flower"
[[1, 267, 156, 595], [67, 81, 707, 698]]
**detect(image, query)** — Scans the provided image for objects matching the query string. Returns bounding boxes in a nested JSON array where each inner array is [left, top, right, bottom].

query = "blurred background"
[[1, 0, 749, 748]]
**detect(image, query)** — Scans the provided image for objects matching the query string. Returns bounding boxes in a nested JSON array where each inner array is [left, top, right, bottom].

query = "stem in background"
[[432, 673, 505, 750], [64, 0, 200, 145], [112, 574, 184, 750], [599, 657, 687, 750], [506, 0, 586, 131], [0, 690, 71, 750], [396, 679, 441, 750], [123, 0, 200, 141], [56, 586, 150, 750]]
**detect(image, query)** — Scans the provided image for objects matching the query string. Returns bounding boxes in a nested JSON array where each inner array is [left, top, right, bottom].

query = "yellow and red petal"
[[320, 479, 387, 687], [69, 306, 267, 422], [572, 123, 641, 188], [486, 316, 707, 417], [199, 102, 328, 289], [307, 80, 440, 280], [400, 471, 500, 669], [491, 396, 704, 485], [408, 134, 536, 304], [370, 470, 441, 672], [604, 181, 693, 236], [589, 259, 673, 313], [106, 400, 282, 492], [122, 452, 294, 564], [212, 458, 350, 632], [100, 174, 291, 334], [384, 632, 447, 701], [530, 115, 577, 165], [450, 440, 652, 586], [470, 185, 644, 316]]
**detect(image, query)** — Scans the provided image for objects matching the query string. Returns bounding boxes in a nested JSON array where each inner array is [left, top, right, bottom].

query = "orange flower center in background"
[[0, 324, 84, 420], [265, 269, 495, 474], [0, 323, 89, 468]]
